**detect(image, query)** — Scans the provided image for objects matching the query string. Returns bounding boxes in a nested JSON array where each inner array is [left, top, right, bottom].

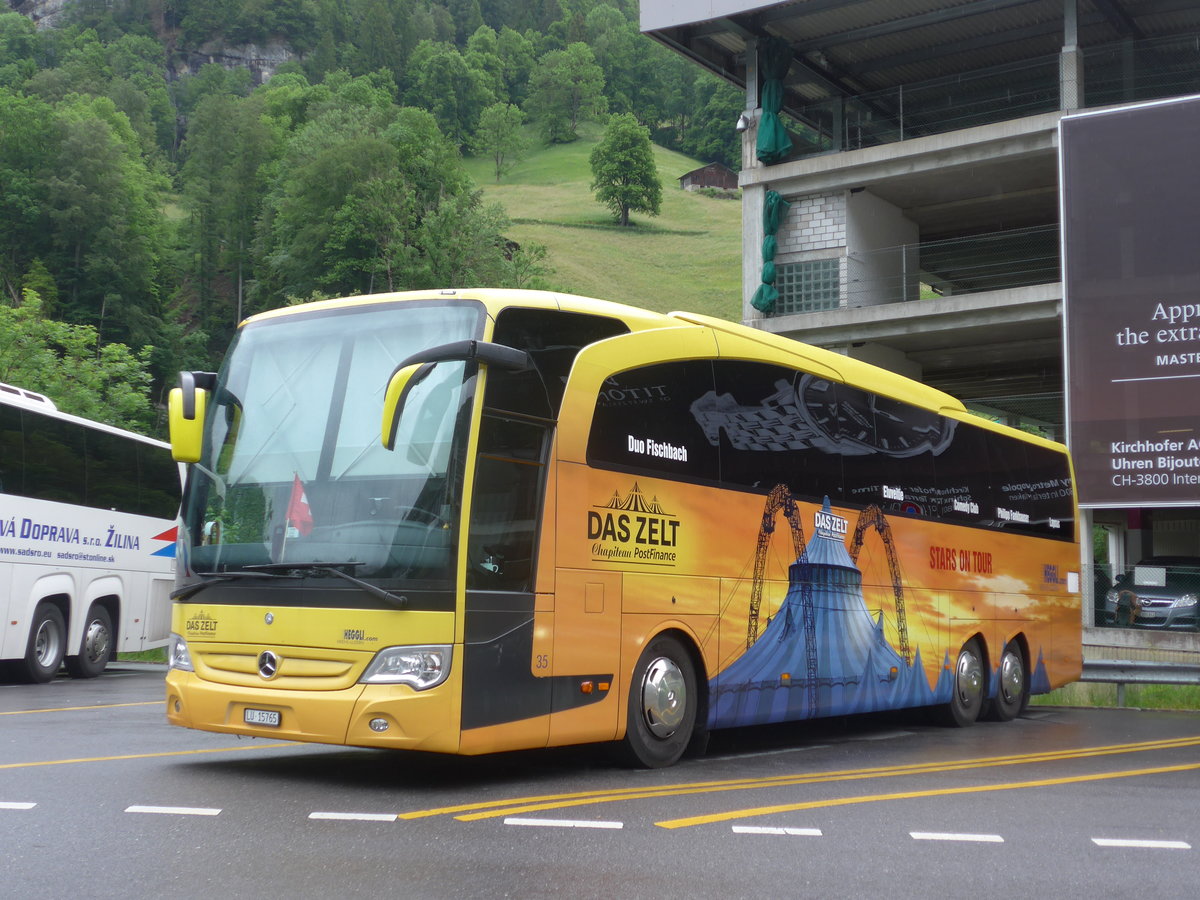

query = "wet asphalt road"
[[2, 663, 1199, 899]]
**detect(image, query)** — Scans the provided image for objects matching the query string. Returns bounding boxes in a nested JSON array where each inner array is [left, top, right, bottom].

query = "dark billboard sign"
[[1061, 95, 1200, 507]]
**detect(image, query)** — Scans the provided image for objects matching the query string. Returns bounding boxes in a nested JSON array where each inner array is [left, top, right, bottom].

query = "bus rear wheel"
[[985, 642, 1027, 722], [620, 635, 697, 768], [942, 638, 986, 727], [66, 605, 114, 679], [18, 603, 66, 684]]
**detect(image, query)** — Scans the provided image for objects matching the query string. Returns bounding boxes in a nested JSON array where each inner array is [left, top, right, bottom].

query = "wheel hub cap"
[[640, 657, 686, 738], [955, 651, 983, 710], [999, 652, 1024, 703]]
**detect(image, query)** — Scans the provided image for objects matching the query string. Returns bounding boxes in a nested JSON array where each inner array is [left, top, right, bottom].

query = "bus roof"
[[242, 291, 1063, 451], [0, 381, 169, 449], [0, 381, 57, 411], [244, 288, 679, 333]]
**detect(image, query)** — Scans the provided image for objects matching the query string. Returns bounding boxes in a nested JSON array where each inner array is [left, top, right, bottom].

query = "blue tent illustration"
[[710, 499, 946, 729]]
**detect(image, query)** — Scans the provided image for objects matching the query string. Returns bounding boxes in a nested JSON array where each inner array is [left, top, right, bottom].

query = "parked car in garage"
[[1102, 557, 1200, 630]]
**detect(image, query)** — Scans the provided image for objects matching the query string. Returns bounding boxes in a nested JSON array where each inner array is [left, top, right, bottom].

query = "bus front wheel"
[[620, 634, 697, 768], [18, 603, 66, 684], [66, 605, 114, 679], [942, 638, 986, 727]]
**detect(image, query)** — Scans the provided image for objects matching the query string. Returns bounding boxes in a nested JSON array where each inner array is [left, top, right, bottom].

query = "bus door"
[[459, 307, 630, 750]]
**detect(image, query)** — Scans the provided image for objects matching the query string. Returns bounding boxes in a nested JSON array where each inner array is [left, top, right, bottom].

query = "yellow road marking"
[[0, 743, 295, 770], [0, 701, 161, 716], [391, 735, 1200, 822], [655, 761, 1200, 828]]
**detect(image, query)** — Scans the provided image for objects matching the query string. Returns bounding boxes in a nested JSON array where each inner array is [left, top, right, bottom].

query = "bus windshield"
[[180, 301, 482, 588]]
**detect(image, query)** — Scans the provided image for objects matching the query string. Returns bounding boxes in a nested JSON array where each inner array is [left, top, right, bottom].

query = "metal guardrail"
[[1081, 659, 1200, 685], [1080, 659, 1200, 707]]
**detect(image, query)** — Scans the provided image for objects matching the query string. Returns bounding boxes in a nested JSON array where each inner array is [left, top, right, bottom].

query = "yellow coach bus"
[[165, 290, 1081, 767]]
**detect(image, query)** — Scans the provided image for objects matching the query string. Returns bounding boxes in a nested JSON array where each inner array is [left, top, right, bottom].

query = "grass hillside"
[[463, 123, 743, 322]]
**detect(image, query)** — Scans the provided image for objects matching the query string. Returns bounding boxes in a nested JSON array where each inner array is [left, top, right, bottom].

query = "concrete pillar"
[[845, 190, 918, 307], [1060, 0, 1083, 110]]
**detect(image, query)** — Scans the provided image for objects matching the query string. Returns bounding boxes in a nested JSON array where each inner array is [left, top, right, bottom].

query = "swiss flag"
[[287, 474, 314, 536]]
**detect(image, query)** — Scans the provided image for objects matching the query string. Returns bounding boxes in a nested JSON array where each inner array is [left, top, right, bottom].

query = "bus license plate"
[[244, 708, 280, 727]]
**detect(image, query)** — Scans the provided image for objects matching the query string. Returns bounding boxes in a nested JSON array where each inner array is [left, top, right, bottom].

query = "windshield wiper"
[[171, 570, 298, 602], [243, 562, 409, 609]]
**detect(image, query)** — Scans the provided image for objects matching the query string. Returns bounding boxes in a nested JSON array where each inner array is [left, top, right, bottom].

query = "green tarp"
[[755, 37, 793, 165], [750, 190, 790, 314]]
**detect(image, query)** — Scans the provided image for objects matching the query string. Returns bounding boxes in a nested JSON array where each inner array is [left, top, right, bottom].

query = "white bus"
[[0, 382, 181, 683]]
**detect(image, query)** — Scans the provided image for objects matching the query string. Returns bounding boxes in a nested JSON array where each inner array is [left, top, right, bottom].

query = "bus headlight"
[[167, 633, 194, 672], [359, 645, 451, 689]]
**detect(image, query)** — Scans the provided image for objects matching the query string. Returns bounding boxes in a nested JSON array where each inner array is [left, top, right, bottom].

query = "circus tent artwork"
[[710, 498, 948, 728]]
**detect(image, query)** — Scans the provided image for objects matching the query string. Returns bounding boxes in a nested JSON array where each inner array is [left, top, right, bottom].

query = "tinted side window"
[[0, 404, 23, 496], [705, 362, 844, 501], [839, 387, 949, 517], [467, 414, 548, 591], [23, 412, 87, 505], [990, 434, 1074, 540], [136, 444, 182, 518], [490, 308, 629, 419], [587, 361, 720, 484], [88, 427, 141, 512], [930, 419, 992, 527]]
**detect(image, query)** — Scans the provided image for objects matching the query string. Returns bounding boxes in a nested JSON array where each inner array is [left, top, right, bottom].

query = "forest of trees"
[[0, 0, 743, 431]]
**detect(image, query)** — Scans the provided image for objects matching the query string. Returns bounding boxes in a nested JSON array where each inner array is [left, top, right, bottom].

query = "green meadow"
[[463, 123, 744, 322]]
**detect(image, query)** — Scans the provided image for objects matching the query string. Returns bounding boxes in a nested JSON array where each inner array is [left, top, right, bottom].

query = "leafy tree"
[[495, 25, 535, 105], [446, 0, 484, 44], [180, 90, 282, 341], [44, 95, 168, 348], [589, 112, 661, 226], [260, 87, 513, 301], [525, 42, 606, 143], [0, 88, 55, 303], [404, 40, 493, 147], [464, 25, 505, 101], [680, 79, 744, 169], [0, 290, 157, 431], [473, 101, 527, 181], [350, 0, 406, 76]]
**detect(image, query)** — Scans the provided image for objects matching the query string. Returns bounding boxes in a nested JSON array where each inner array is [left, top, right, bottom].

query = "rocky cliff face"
[[175, 40, 297, 83], [9, 0, 73, 28], [7, 1, 299, 84]]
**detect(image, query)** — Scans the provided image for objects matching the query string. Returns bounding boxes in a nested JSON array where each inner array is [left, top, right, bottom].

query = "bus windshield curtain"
[[751, 190, 790, 313], [756, 37, 793, 164]]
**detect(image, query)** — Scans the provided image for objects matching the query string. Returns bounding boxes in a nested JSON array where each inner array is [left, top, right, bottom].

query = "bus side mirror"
[[380, 340, 532, 451], [168, 371, 216, 463], [381, 362, 435, 451]]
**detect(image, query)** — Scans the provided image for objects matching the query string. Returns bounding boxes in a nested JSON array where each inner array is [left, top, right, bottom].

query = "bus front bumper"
[[165, 669, 462, 753]]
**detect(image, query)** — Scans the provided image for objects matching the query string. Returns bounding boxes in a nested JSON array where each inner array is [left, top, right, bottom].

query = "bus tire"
[[18, 603, 67, 684], [65, 605, 114, 679], [941, 638, 986, 727], [985, 642, 1027, 722], [620, 634, 697, 768]]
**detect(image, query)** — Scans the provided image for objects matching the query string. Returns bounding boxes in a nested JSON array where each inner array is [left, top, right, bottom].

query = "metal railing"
[[784, 33, 1200, 160], [840, 224, 1060, 309], [1080, 659, 1200, 707]]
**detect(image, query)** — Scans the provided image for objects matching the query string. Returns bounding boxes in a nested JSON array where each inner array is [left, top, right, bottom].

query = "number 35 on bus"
[[165, 290, 1081, 767]]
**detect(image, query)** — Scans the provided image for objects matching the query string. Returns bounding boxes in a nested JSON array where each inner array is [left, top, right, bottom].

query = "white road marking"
[[125, 805, 221, 816], [911, 831, 1004, 843], [1092, 838, 1191, 850], [504, 817, 623, 829], [733, 825, 822, 836], [309, 811, 398, 822], [1, 802, 36, 810]]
